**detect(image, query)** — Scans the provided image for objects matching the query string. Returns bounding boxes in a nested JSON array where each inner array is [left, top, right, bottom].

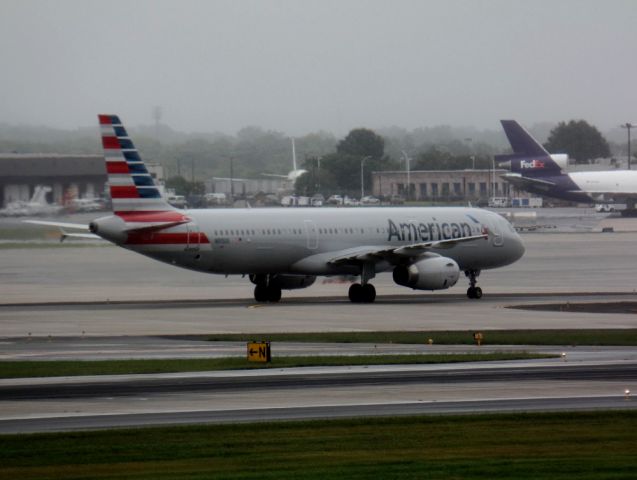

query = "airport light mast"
[[621, 123, 636, 170], [401, 151, 411, 201], [360, 156, 370, 199]]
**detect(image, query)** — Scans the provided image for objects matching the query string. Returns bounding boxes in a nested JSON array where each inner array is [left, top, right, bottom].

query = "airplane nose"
[[511, 232, 526, 262]]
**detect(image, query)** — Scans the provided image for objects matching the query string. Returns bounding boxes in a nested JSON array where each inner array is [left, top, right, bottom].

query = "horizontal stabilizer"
[[60, 232, 101, 242], [123, 220, 190, 233], [501, 173, 556, 187], [23, 220, 90, 231]]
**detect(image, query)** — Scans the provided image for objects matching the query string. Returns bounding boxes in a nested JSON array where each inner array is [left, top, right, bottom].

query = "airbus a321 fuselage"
[[48, 115, 526, 303]]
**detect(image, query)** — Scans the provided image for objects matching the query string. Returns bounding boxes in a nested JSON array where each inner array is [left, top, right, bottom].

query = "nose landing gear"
[[465, 269, 482, 299]]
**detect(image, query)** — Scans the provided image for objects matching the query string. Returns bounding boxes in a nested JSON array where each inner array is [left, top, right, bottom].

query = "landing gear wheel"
[[266, 285, 282, 303], [348, 283, 363, 303], [465, 269, 482, 300], [467, 286, 483, 299], [362, 283, 376, 303], [348, 283, 376, 303], [254, 284, 268, 302]]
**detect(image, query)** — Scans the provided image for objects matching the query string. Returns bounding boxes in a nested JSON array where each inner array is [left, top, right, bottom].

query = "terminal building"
[[371, 169, 520, 202], [205, 177, 291, 198]]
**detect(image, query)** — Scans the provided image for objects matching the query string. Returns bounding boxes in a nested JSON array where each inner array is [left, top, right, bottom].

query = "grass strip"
[[1, 411, 636, 479], [206, 329, 637, 346], [0, 352, 549, 379]]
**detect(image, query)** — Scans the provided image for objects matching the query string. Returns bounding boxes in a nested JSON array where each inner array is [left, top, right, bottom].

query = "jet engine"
[[392, 256, 460, 290], [249, 274, 316, 290]]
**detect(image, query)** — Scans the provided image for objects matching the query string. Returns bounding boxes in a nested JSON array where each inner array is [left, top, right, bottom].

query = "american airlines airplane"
[[32, 115, 525, 303], [497, 120, 637, 213]]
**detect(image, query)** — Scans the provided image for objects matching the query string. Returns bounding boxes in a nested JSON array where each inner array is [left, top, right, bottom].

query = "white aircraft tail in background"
[[262, 137, 307, 182], [0, 185, 63, 217]]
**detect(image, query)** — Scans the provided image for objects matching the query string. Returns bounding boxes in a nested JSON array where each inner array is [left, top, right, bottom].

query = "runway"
[[1, 219, 637, 433]]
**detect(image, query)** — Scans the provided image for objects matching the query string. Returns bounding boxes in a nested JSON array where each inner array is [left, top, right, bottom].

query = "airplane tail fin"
[[97, 115, 190, 232], [496, 120, 562, 175], [500, 120, 549, 157], [98, 114, 176, 214]]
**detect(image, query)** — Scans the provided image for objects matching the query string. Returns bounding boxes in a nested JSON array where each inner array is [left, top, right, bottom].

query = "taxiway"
[[1, 216, 637, 432]]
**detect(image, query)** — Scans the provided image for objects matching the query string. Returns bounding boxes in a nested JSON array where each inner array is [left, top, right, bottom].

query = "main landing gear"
[[465, 269, 483, 299], [348, 283, 376, 303], [348, 263, 376, 303], [251, 275, 282, 303]]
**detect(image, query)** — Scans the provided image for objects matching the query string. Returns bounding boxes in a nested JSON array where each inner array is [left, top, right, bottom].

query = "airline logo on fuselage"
[[520, 159, 545, 169], [387, 219, 473, 242]]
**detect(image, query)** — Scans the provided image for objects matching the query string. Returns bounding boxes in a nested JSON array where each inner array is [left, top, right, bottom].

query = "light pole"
[[229, 157, 234, 202], [464, 138, 474, 169], [401, 151, 411, 201], [360, 156, 370, 199], [621, 123, 636, 170]]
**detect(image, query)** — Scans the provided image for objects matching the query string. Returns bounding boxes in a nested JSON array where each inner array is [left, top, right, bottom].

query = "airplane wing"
[[327, 232, 488, 266]]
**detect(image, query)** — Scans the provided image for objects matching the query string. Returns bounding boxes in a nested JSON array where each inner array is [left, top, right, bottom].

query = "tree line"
[[0, 119, 628, 197]]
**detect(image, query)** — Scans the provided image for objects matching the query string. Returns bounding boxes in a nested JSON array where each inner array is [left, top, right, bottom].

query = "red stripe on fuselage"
[[102, 136, 120, 149], [110, 186, 139, 198], [126, 232, 210, 245], [106, 162, 130, 174], [116, 211, 188, 222]]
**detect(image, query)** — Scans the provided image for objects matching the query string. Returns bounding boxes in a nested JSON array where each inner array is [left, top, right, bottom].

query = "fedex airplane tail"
[[495, 120, 566, 176]]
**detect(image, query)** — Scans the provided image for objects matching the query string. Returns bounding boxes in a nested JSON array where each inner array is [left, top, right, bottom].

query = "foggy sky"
[[1, 0, 635, 135]]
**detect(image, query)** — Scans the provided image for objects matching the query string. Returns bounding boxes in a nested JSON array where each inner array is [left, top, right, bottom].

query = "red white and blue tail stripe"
[[98, 114, 192, 232], [99, 114, 171, 213]]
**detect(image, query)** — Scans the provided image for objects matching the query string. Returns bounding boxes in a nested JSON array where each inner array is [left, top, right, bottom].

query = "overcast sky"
[[0, 0, 635, 135]]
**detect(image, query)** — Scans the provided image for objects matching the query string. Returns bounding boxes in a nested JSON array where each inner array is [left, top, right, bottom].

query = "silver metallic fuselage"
[[108, 207, 524, 277]]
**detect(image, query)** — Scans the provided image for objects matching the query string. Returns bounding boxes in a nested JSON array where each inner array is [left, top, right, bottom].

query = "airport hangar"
[[0, 153, 167, 208]]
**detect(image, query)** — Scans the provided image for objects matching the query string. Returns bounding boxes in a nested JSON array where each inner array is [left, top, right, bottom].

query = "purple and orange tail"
[[495, 120, 562, 176]]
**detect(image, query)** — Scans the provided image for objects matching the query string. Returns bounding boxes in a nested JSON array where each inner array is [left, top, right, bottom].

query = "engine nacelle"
[[393, 256, 460, 290], [272, 274, 316, 290], [250, 274, 316, 290]]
